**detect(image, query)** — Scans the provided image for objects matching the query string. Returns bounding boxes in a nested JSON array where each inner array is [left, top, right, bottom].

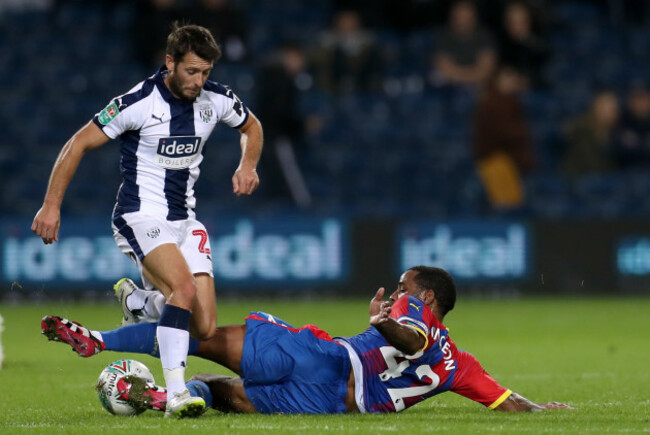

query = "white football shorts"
[[112, 211, 214, 289]]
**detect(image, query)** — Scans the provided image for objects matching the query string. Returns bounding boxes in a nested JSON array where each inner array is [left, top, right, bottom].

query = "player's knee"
[[168, 279, 197, 308], [193, 320, 217, 341]]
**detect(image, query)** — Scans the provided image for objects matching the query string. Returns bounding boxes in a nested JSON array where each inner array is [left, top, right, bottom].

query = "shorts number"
[[192, 230, 211, 254], [379, 346, 440, 412]]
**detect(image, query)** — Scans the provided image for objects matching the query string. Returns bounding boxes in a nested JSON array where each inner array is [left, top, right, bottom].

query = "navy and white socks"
[[157, 304, 192, 397]]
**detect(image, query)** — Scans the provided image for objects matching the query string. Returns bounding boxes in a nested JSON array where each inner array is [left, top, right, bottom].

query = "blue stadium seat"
[[0, 1, 646, 218], [554, 2, 603, 25]]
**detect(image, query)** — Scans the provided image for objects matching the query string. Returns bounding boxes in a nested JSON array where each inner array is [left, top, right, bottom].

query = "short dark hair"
[[166, 23, 221, 64], [408, 266, 457, 316]]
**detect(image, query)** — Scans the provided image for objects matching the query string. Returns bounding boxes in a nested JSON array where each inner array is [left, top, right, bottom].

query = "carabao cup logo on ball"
[[96, 359, 155, 416], [155, 136, 201, 169]]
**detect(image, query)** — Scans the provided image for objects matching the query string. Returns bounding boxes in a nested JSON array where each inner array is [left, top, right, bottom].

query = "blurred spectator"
[[613, 85, 650, 168], [333, 0, 392, 28], [187, 0, 248, 62], [313, 10, 382, 95], [562, 91, 619, 176], [256, 43, 318, 207], [498, 1, 548, 89], [432, 0, 496, 88], [134, 0, 182, 69], [473, 67, 534, 209]]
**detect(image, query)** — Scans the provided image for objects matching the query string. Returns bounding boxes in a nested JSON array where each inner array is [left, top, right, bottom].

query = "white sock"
[[157, 325, 189, 397], [143, 292, 166, 320], [163, 367, 187, 397], [90, 330, 103, 342], [125, 288, 149, 311], [127, 289, 166, 320]]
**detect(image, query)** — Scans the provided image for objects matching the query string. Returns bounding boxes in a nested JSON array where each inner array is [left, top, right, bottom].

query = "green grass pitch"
[[0, 296, 648, 434]]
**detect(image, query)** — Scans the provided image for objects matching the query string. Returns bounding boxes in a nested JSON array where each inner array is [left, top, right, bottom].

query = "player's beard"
[[168, 68, 200, 101]]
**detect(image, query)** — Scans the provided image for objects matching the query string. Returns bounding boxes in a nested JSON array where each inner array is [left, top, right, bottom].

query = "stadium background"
[[1, 0, 650, 299]]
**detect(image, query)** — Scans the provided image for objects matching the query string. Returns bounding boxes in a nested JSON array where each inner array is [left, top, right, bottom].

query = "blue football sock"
[[101, 322, 159, 356], [186, 380, 213, 408], [101, 322, 200, 358]]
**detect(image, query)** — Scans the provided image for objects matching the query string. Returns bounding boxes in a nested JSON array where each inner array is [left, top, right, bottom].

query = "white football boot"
[[113, 278, 142, 326], [164, 389, 206, 418]]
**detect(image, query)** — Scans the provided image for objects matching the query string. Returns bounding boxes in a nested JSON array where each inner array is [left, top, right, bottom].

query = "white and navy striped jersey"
[[92, 66, 249, 221]]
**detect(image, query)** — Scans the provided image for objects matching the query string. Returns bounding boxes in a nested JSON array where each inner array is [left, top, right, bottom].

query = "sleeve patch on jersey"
[[396, 315, 429, 336], [488, 389, 513, 410], [411, 326, 429, 352], [98, 101, 120, 125]]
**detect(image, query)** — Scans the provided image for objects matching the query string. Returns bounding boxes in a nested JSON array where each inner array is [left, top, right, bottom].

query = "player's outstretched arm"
[[495, 392, 574, 412], [233, 112, 263, 196], [32, 122, 109, 244], [369, 288, 425, 355], [189, 374, 257, 413]]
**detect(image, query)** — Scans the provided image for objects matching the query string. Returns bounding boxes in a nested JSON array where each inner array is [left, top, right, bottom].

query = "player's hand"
[[369, 287, 392, 326], [232, 167, 259, 196], [31, 205, 61, 244], [538, 402, 575, 410]]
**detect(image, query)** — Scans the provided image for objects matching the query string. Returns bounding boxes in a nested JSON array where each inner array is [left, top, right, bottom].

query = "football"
[[96, 359, 155, 416]]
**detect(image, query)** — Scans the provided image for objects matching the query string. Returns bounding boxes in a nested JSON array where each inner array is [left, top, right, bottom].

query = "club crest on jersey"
[[155, 136, 201, 169], [98, 101, 119, 125], [198, 104, 213, 123], [146, 227, 160, 239]]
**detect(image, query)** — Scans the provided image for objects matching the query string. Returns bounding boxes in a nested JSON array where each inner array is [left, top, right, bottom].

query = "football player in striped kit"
[[32, 23, 263, 418]]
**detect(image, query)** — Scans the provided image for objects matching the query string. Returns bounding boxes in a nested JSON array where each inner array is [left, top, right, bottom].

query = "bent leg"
[[142, 244, 197, 398], [142, 267, 217, 341], [98, 322, 201, 358], [142, 244, 196, 309], [97, 322, 245, 375], [189, 373, 256, 414], [179, 219, 218, 340], [195, 325, 246, 375], [190, 273, 217, 340]]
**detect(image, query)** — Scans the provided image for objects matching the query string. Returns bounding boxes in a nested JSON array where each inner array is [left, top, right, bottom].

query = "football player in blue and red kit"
[[42, 266, 572, 414]]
